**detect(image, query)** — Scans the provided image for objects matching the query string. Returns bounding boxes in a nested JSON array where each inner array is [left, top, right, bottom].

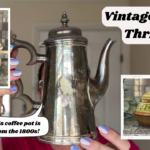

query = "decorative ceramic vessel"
[[134, 92, 150, 127]]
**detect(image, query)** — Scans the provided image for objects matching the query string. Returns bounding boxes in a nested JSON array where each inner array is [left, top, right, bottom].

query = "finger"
[[10, 44, 18, 58], [0, 85, 18, 97], [10, 58, 19, 70], [10, 70, 22, 81], [98, 126, 130, 150], [70, 145, 83, 150], [80, 137, 113, 150]]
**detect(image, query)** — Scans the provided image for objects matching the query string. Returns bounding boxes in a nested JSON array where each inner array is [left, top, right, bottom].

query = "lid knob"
[[61, 12, 69, 27]]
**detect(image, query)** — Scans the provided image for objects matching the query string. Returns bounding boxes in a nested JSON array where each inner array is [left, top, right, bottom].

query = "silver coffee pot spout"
[[89, 39, 115, 108]]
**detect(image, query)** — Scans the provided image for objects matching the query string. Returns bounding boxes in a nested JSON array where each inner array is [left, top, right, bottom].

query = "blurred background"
[[1, 0, 150, 149]]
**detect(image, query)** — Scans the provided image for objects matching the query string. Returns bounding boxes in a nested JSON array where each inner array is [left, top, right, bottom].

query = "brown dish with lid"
[[134, 92, 150, 127]]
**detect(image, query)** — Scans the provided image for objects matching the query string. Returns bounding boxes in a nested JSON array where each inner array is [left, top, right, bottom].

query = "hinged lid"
[[43, 12, 88, 46]]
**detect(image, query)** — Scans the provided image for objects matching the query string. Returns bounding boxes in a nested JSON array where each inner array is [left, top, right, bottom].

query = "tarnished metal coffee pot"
[[10, 12, 115, 145]]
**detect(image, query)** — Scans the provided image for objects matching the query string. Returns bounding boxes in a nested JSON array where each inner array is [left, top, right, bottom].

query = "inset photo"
[[121, 75, 150, 139], [0, 8, 10, 88]]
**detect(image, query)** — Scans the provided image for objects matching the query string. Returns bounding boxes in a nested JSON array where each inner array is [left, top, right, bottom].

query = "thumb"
[[98, 125, 130, 150], [0, 85, 18, 97]]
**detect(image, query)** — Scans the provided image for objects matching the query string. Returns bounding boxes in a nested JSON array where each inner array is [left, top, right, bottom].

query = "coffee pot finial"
[[61, 11, 69, 26]]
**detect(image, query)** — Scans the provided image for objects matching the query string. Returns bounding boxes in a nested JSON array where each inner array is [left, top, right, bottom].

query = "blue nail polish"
[[10, 44, 14, 49], [11, 86, 16, 92], [13, 70, 22, 77], [98, 125, 109, 134], [71, 145, 79, 150], [80, 137, 91, 146], [10, 59, 19, 66]]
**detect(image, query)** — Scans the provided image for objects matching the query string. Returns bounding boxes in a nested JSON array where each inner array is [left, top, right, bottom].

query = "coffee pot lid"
[[43, 12, 88, 46]]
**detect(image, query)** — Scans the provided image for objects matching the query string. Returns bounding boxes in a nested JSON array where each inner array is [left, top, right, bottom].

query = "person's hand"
[[71, 126, 130, 150], [0, 44, 22, 111]]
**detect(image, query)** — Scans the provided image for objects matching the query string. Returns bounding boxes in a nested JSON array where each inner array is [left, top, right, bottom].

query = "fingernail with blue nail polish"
[[10, 44, 14, 49], [11, 86, 16, 92], [71, 145, 79, 150], [13, 70, 22, 77], [98, 125, 109, 134], [10, 59, 19, 66], [80, 137, 91, 146]]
